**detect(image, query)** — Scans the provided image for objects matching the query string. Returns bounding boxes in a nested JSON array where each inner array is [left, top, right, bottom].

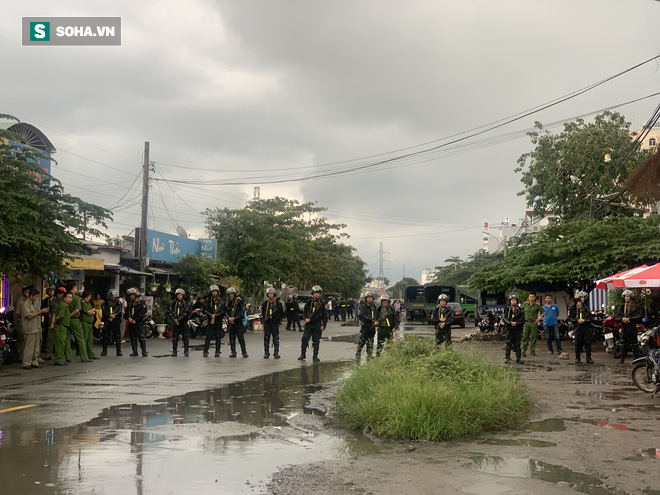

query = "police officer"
[[431, 294, 454, 346], [503, 294, 526, 364], [261, 287, 285, 359], [80, 291, 99, 360], [226, 287, 248, 358], [286, 294, 302, 332], [170, 288, 191, 357], [298, 286, 327, 362], [125, 288, 148, 357], [569, 291, 593, 364], [46, 287, 65, 361], [101, 289, 123, 356], [53, 291, 73, 366], [66, 283, 92, 363], [375, 294, 398, 356], [204, 285, 225, 358], [615, 289, 642, 363], [356, 292, 377, 360], [340, 299, 347, 322]]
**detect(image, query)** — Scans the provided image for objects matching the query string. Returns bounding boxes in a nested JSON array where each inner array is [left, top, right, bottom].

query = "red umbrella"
[[613, 263, 660, 288], [595, 265, 648, 290]]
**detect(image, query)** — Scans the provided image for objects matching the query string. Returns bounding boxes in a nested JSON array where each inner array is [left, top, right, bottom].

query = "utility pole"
[[254, 186, 260, 200], [378, 242, 384, 288], [139, 141, 150, 292], [402, 264, 405, 279], [503, 234, 508, 258]]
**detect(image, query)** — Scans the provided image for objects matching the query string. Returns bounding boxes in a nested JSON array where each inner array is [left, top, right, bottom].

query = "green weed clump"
[[335, 337, 531, 441]]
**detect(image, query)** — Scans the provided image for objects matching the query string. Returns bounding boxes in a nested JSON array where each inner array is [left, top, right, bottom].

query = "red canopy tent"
[[595, 265, 648, 290], [612, 263, 660, 288]]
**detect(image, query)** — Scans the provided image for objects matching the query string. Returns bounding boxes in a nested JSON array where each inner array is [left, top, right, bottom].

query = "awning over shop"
[[104, 264, 152, 277], [596, 265, 649, 290], [612, 263, 660, 288], [63, 258, 105, 270]]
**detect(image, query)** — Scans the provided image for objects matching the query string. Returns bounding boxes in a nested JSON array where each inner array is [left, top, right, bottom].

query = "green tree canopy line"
[[432, 111, 660, 295], [204, 197, 368, 299], [0, 115, 112, 278]]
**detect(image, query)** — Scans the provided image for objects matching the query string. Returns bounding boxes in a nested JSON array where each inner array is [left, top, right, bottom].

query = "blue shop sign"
[[146, 230, 216, 262]]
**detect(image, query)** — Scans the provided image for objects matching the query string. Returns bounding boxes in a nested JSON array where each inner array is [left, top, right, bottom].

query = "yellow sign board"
[[63, 258, 104, 270]]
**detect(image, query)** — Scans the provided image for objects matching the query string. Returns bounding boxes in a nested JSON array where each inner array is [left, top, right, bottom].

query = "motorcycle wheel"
[[611, 344, 619, 359], [632, 363, 656, 393]]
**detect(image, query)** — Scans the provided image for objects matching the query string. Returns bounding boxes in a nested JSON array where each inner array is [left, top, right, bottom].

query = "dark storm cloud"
[[2, 0, 660, 280]]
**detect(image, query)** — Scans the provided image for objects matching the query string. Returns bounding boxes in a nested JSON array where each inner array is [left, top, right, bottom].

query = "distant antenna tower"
[[378, 242, 384, 282], [253, 187, 261, 199]]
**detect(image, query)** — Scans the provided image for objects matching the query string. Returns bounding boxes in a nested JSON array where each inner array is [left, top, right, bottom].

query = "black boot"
[[140, 341, 148, 357], [215, 340, 221, 357], [172, 338, 178, 357], [203, 341, 210, 358], [274, 345, 280, 359]]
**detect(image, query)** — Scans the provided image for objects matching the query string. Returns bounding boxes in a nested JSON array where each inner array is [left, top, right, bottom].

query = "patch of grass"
[[335, 336, 531, 441]]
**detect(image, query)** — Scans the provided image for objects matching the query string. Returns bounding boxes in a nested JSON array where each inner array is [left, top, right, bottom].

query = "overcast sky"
[[2, 0, 660, 282]]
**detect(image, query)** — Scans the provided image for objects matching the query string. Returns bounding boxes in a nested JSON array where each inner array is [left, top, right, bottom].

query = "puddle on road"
[[522, 418, 566, 432], [322, 333, 359, 343], [479, 438, 556, 448], [465, 455, 623, 495], [0, 361, 377, 494]]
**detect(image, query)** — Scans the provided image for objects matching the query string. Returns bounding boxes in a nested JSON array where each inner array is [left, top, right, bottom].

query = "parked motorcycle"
[[602, 313, 622, 358], [141, 316, 156, 339], [632, 327, 660, 398], [0, 307, 17, 365], [477, 311, 496, 333], [188, 307, 209, 339]]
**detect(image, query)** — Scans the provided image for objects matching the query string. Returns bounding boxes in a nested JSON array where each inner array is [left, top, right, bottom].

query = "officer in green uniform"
[[53, 292, 72, 366], [80, 291, 99, 360], [521, 292, 545, 357], [46, 287, 65, 361], [66, 283, 92, 363]]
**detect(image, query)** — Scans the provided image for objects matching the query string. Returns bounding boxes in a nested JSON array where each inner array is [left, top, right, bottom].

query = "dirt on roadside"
[[266, 339, 660, 495]]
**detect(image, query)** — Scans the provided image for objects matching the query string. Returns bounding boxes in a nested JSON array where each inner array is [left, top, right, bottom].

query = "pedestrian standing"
[[45, 287, 65, 361], [261, 287, 285, 359], [53, 292, 73, 366], [298, 286, 327, 362], [340, 299, 347, 322], [92, 293, 104, 311], [80, 291, 99, 360], [226, 287, 248, 358], [40, 287, 55, 360], [375, 294, 398, 356], [21, 288, 48, 369], [569, 291, 593, 364], [170, 288, 191, 357], [356, 292, 377, 360], [125, 288, 148, 357], [430, 294, 454, 346], [204, 285, 225, 358], [615, 289, 642, 363], [66, 283, 92, 363], [14, 285, 31, 360], [101, 290, 123, 356], [503, 294, 525, 364], [543, 295, 567, 359], [286, 294, 302, 332], [354, 299, 360, 324], [521, 292, 545, 357]]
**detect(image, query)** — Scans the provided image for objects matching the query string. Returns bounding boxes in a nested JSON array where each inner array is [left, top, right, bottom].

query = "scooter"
[[602, 313, 622, 358], [0, 307, 17, 365], [632, 327, 660, 398], [188, 308, 209, 339]]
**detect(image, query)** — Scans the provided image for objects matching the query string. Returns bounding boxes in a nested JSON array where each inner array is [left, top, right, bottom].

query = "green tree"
[[435, 251, 504, 286], [204, 197, 367, 298], [173, 253, 232, 296], [467, 216, 660, 293], [515, 112, 650, 221], [0, 116, 111, 277]]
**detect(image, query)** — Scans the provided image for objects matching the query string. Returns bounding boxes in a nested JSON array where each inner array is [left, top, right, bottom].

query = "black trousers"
[[128, 323, 147, 355], [620, 325, 639, 358], [575, 325, 592, 360], [356, 326, 376, 358], [435, 325, 452, 346], [229, 322, 247, 354], [301, 322, 322, 358], [102, 319, 121, 353], [286, 312, 302, 331], [264, 320, 280, 355], [376, 326, 393, 356], [172, 322, 189, 354], [204, 321, 224, 355], [505, 326, 523, 360], [340, 309, 346, 321]]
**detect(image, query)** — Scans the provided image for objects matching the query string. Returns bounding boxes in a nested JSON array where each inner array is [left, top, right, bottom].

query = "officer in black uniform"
[[125, 288, 148, 357], [568, 291, 593, 364], [286, 294, 302, 331], [101, 290, 123, 356], [503, 294, 526, 364], [169, 288, 190, 357], [204, 285, 225, 357], [298, 286, 327, 362], [356, 292, 377, 360], [226, 287, 248, 358], [375, 294, 398, 356], [430, 294, 454, 346], [261, 287, 285, 359], [615, 289, 642, 363]]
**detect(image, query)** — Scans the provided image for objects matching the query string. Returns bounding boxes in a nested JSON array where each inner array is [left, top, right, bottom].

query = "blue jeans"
[[544, 325, 562, 353]]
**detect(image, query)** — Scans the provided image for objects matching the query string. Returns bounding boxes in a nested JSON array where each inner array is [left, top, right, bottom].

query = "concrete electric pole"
[[139, 141, 150, 292]]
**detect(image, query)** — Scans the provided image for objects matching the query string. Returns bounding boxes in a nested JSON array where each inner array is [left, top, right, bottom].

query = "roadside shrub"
[[335, 336, 531, 441]]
